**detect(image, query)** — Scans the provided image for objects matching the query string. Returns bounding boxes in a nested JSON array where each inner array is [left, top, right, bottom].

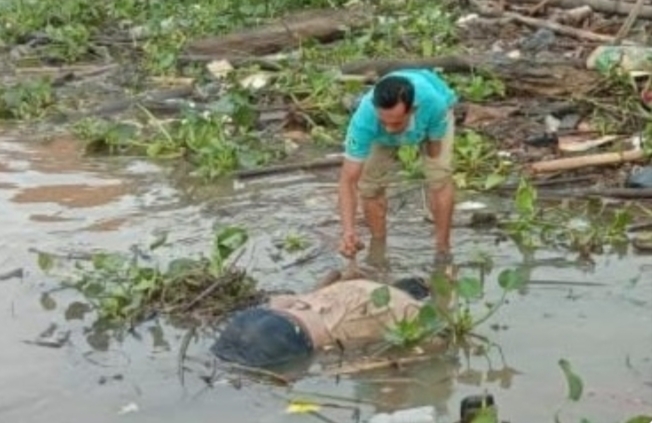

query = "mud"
[[0, 134, 651, 423]]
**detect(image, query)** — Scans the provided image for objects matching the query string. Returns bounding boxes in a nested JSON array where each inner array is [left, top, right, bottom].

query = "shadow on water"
[[1, 133, 651, 423]]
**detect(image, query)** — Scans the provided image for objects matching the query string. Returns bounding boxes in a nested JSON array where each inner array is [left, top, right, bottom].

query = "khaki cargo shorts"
[[358, 109, 455, 198]]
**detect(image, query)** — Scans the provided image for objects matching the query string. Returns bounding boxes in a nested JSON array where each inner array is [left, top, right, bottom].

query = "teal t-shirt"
[[344, 69, 458, 161]]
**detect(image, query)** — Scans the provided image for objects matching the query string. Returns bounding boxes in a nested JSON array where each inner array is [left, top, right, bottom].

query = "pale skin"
[[338, 101, 455, 259]]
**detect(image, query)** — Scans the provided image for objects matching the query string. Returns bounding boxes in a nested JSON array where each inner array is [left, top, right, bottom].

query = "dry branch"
[[340, 54, 596, 97], [183, 6, 374, 62], [528, 149, 648, 173], [511, 0, 652, 19], [505, 12, 617, 42], [234, 156, 344, 179]]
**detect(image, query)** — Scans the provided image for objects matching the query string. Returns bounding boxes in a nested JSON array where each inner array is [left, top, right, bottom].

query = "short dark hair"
[[372, 75, 415, 110], [393, 277, 430, 300]]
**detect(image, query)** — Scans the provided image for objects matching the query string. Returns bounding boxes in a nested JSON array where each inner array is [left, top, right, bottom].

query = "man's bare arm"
[[338, 159, 363, 234]]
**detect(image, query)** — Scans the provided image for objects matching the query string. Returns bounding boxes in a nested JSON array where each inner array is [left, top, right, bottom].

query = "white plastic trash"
[[368, 406, 436, 423]]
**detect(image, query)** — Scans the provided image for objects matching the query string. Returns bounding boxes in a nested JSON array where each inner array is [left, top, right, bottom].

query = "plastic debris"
[[118, 402, 139, 415], [286, 400, 322, 414], [586, 45, 652, 74], [369, 406, 436, 423], [626, 166, 652, 189]]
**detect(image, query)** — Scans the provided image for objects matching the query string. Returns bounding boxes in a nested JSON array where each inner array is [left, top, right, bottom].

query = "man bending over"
[[337, 68, 458, 265]]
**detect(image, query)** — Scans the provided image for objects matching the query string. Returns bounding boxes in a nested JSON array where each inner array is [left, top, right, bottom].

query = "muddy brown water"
[[1, 133, 651, 423]]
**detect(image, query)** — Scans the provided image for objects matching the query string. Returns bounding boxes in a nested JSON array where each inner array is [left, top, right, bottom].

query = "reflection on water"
[[1, 134, 651, 423]]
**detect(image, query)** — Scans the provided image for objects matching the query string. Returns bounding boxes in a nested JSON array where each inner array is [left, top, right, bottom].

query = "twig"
[[537, 186, 652, 199], [178, 326, 196, 387], [614, 0, 646, 42], [528, 0, 554, 15], [320, 352, 443, 376], [234, 156, 344, 179], [527, 149, 648, 174], [0, 267, 23, 281], [627, 221, 652, 232], [528, 279, 606, 286], [288, 389, 383, 406], [505, 11, 617, 43], [181, 270, 243, 313], [514, 0, 652, 20], [217, 361, 292, 386]]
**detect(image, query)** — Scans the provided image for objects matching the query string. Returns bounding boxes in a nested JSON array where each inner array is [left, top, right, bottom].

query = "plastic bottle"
[[586, 45, 652, 74], [368, 406, 436, 423]]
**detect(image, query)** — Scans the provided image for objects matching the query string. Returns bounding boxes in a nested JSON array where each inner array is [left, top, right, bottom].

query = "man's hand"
[[339, 231, 364, 258]]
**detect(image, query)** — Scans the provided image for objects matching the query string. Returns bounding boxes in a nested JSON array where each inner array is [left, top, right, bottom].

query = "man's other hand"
[[339, 231, 364, 258]]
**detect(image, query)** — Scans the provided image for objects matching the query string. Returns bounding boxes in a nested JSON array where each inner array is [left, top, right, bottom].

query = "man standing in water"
[[337, 68, 458, 265]]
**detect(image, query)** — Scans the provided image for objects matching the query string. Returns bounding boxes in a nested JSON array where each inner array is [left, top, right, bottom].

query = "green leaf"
[[558, 358, 584, 401], [484, 173, 505, 190], [215, 226, 248, 259], [457, 276, 483, 300], [417, 304, 440, 330], [623, 416, 652, 423], [431, 272, 452, 297], [371, 285, 391, 308], [40, 292, 57, 311], [498, 268, 527, 291], [37, 252, 54, 273], [515, 178, 536, 216], [470, 407, 498, 423], [149, 232, 168, 251]]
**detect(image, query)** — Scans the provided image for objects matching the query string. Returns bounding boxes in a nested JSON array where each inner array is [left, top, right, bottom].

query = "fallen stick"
[[0, 267, 23, 281], [539, 187, 652, 199], [320, 354, 436, 376], [512, 0, 652, 19], [183, 6, 373, 61], [496, 175, 596, 190], [505, 11, 617, 43], [626, 221, 652, 232], [527, 149, 648, 174], [234, 156, 344, 179], [56, 86, 195, 124], [614, 0, 646, 41], [217, 362, 292, 386], [181, 270, 244, 312], [341, 55, 596, 97], [528, 279, 606, 286]]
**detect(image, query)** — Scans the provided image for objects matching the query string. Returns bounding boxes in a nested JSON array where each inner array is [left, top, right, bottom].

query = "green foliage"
[[453, 129, 511, 191], [0, 78, 54, 120], [553, 358, 649, 423], [283, 232, 310, 253], [36, 226, 257, 325], [558, 359, 584, 402], [370, 264, 527, 351], [446, 73, 506, 103], [503, 178, 632, 259], [73, 106, 283, 180]]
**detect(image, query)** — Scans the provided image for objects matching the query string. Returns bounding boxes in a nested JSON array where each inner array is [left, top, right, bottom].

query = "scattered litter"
[[525, 132, 558, 148], [239, 72, 273, 90], [286, 400, 322, 414], [369, 406, 436, 423], [626, 166, 652, 188], [587, 45, 652, 74], [558, 135, 618, 153], [456, 201, 487, 211], [118, 402, 139, 415], [206, 59, 234, 79]]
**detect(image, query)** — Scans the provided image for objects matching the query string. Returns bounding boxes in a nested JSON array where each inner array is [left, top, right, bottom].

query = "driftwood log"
[[182, 6, 374, 62], [528, 149, 648, 173], [340, 54, 599, 98], [511, 0, 652, 19]]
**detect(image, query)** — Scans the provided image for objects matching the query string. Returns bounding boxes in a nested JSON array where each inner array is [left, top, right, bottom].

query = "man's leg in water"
[[422, 109, 456, 263], [358, 145, 396, 271]]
